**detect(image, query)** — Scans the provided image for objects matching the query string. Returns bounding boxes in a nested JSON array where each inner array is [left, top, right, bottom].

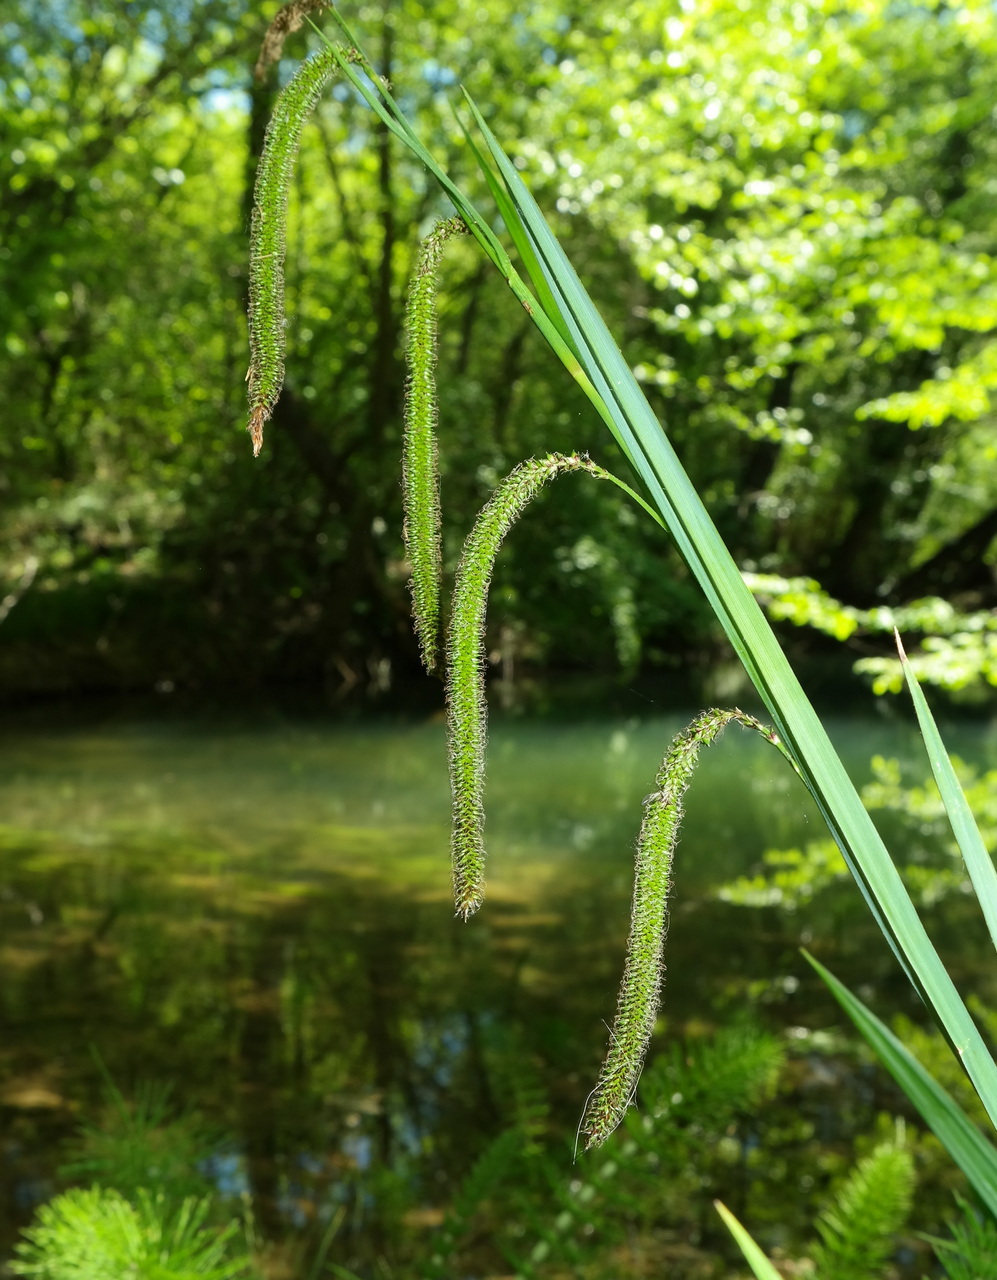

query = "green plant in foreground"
[[446, 451, 613, 919], [928, 1196, 997, 1280], [716, 1132, 915, 1280], [11, 1062, 256, 1280], [246, 0, 997, 1261], [12, 1187, 252, 1280]]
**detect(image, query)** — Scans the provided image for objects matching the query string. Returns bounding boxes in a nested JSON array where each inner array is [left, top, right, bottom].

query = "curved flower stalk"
[[447, 453, 613, 920], [403, 217, 469, 673], [581, 708, 791, 1149], [247, 48, 339, 456]]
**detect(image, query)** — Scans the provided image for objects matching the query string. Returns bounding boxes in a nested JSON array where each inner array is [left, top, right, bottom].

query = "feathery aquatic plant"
[[581, 708, 791, 1148], [811, 1133, 915, 1280], [447, 453, 612, 919], [12, 1186, 250, 1280], [403, 217, 469, 672], [247, 48, 338, 456]]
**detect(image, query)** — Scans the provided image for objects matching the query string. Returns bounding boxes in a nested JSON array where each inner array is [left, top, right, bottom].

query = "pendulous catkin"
[[402, 217, 469, 672], [247, 48, 338, 455]]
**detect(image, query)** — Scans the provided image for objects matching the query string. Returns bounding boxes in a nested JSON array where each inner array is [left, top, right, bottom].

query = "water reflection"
[[0, 697, 994, 1272]]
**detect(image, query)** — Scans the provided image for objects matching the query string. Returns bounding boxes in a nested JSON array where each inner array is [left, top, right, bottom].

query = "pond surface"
[[1, 692, 995, 1275]]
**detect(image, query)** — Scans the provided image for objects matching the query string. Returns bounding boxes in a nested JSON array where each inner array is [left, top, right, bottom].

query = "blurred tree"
[[520, 0, 997, 611], [1, 0, 994, 696]]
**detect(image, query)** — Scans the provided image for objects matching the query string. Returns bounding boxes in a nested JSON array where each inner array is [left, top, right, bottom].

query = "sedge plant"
[[244, 0, 997, 1255]]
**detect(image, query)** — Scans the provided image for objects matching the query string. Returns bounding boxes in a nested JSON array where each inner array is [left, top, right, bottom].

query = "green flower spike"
[[447, 453, 612, 920], [581, 707, 790, 1148], [403, 217, 469, 672], [247, 48, 338, 456]]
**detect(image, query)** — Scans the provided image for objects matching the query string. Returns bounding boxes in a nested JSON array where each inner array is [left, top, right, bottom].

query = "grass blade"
[[310, 17, 596, 396], [451, 108, 577, 356], [713, 1201, 783, 1280], [896, 630, 997, 956], [806, 950, 997, 1217], [457, 92, 997, 1128], [298, 12, 997, 1130]]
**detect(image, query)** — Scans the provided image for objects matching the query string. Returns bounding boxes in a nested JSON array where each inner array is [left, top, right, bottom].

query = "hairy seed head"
[[402, 217, 469, 672], [581, 708, 784, 1147], [247, 48, 338, 455], [447, 454, 612, 919]]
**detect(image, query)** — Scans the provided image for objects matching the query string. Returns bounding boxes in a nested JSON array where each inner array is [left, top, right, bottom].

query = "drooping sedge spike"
[[247, 47, 338, 456], [580, 708, 784, 1148], [403, 217, 469, 673], [447, 453, 613, 920]]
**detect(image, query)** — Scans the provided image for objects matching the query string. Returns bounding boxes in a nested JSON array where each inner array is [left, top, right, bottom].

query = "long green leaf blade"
[[806, 951, 997, 1217], [897, 630, 997, 956], [303, 13, 997, 1131], [713, 1201, 783, 1280], [460, 94, 997, 1129], [452, 110, 577, 355]]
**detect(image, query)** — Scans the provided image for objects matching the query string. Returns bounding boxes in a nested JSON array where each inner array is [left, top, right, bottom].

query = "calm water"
[[1, 693, 995, 1273]]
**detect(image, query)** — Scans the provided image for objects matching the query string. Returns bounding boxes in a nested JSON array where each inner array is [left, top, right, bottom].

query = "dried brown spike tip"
[[249, 405, 266, 458], [255, 0, 333, 82]]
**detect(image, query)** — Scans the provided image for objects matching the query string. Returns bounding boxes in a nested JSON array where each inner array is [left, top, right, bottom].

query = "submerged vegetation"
[[1, 709, 995, 1275], [0, 1002, 955, 1279]]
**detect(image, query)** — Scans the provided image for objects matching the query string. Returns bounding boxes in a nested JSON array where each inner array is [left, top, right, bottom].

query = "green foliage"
[[582, 708, 788, 1148], [10, 1066, 255, 1280], [809, 956, 997, 1225], [720, 1126, 916, 1280], [713, 1202, 782, 1280], [810, 1135, 915, 1280], [507, 1022, 786, 1278], [888, 1012, 992, 1133], [402, 217, 468, 673], [637, 1020, 785, 1130], [717, 839, 848, 909], [529, 0, 997, 604], [420, 1128, 521, 1280], [4, 0, 996, 692], [60, 1078, 220, 1208], [720, 749, 997, 912], [11, 1188, 253, 1280], [858, 631, 997, 699], [746, 574, 997, 695], [929, 1197, 997, 1280], [247, 47, 339, 454], [865, 753, 997, 871]]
